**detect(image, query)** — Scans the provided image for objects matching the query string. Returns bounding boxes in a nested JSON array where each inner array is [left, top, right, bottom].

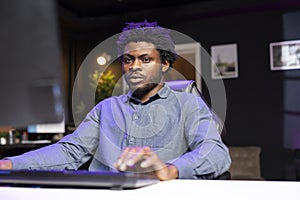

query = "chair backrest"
[[165, 80, 201, 95]]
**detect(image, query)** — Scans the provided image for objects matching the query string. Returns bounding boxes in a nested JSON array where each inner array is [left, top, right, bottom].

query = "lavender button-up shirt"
[[8, 84, 231, 179]]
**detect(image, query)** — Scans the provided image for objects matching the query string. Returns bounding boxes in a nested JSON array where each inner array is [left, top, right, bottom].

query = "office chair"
[[165, 80, 230, 180]]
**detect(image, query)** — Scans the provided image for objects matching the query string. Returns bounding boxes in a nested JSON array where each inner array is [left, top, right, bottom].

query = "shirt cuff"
[[4, 156, 28, 170], [168, 156, 195, 179]]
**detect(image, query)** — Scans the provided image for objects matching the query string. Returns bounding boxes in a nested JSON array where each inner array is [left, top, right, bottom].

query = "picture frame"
[[270, 39, 300, 71], [164, 42, 202, 89], [210, 43, 238, 79]]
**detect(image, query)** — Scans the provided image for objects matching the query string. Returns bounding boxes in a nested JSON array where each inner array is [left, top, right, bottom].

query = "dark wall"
[[59, 2, 300, 180]]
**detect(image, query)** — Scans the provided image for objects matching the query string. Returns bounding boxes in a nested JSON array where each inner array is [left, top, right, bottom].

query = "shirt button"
[[133, 114, 139, 120], [128, 136, 136, 145]]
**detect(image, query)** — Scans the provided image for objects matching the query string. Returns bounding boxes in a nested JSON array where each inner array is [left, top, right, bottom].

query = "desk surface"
[[1, 179, 300, 200]]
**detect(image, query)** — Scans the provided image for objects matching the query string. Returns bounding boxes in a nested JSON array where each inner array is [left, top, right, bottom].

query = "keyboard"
[[0, 170, 159, 190]]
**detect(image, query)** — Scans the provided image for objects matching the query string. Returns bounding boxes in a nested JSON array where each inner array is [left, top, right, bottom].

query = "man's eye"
[[141, 57, 151, 63], [123, 57, 133, 64]]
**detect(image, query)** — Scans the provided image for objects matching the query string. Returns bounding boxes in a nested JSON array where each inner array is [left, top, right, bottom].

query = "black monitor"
[[0, 0, 65, 129]]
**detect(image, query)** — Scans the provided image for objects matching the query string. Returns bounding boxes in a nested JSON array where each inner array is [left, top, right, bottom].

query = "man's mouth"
[[127, 74, 144, 84]]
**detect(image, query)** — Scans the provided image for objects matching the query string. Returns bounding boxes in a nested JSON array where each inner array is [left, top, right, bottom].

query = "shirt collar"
[[123, 83, 172, 104]]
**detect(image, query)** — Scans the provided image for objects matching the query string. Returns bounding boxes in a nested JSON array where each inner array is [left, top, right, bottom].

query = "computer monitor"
[[0, 0, 65, 129]]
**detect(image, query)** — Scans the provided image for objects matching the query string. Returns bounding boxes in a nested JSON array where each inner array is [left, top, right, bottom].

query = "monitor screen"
[[0, 0, 65, 129]]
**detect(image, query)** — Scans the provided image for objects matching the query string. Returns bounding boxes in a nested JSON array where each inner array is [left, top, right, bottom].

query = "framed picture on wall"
[[270, 40, 300, 71], [164, 42, 202, 89], [210, 43, 238, 79]]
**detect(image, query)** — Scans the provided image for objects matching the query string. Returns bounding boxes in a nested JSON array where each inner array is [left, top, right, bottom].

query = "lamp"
[[97, 52, 111, 66]]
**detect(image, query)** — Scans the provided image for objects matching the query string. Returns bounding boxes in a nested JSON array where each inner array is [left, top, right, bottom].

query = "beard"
[[131, 82, 158, 100]]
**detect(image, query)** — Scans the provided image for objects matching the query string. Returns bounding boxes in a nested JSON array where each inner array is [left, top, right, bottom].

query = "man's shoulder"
[[168, 89, 209, 109], [95, 95, 128, 106], [169, 89, 199, 100]]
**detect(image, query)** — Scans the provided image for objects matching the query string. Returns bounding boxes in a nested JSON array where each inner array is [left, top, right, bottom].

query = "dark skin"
[[122, 41, 167, 101], [0, 42, 179, 181], [113, 41, 178, 181]]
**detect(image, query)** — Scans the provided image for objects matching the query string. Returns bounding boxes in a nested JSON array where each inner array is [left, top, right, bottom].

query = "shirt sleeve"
[[170, 95, 231, 179], [5, 106, 101, 170]]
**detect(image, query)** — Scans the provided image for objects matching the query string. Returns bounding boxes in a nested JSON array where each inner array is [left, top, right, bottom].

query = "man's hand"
[[0, 160, 12, 170], [114, 146, 178, 181]]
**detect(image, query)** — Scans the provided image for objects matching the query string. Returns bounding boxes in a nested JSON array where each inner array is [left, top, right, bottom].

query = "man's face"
[[122, 41, 167, 93]]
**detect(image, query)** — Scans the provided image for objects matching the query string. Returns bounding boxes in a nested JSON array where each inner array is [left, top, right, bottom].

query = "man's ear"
[[161, 61, 170, 73]]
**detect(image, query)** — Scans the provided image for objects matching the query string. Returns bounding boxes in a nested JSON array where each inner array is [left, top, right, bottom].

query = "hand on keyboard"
[[114, 146, 178, 181]]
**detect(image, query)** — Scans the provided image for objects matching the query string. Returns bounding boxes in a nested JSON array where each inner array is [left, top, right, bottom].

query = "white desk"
[[1, 179, 300, 200]]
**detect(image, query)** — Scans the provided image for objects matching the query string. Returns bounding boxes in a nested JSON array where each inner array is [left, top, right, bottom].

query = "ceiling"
[[57, 0, 218, 18], [58, 0, 300, 18], [57, 0, 300, 31]]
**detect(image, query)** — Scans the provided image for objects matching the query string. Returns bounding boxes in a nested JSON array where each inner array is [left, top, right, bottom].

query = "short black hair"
[[116, 20, 177, 67]]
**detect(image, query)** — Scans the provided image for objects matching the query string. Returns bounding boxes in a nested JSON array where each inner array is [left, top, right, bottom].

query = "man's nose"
[[130, 59, 142, 70]]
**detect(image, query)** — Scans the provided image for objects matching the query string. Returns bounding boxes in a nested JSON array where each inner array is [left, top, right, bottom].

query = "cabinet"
[[0, 143, 52, 159]]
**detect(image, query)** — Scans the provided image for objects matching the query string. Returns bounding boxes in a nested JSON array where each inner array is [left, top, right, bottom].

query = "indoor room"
[[1, 0, 300, 199]]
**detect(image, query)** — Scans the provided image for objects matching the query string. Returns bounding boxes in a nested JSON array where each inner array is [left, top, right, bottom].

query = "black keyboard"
[[0, 170, 159, 190]]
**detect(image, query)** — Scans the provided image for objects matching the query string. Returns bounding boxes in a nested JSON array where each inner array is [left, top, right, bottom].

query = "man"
[[0, 21, 231, 180]]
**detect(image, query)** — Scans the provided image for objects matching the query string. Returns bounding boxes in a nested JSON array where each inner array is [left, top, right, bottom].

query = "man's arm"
[[171, 95, 231, 179], [2, 106, 101, 170]]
